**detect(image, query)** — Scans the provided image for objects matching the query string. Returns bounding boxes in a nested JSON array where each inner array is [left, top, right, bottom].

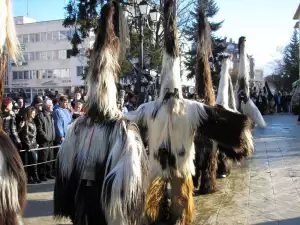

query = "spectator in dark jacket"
[[21, 107, 40, 184], [2, 97, 22, 149], [35, 99, 56, 181]]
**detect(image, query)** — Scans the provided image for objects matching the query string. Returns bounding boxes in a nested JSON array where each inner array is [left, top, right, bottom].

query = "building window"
[[18, 71, 24, 80], [23, 34, 29, 43], [53, 69, 61, 78], [59, 50, 67, 59], [28, 52, 35, 61], [53, 50, 59, 60], [36, 70, 40, 79], [41, 52, 47, 60], [40, 70, 47, 79], [35, 52, 40, 60], [61, 69, 70, 78], [29, 34, 35, 42], [77, 66, 84, 76], [35, 33, 40, 42], [41, 32, 47, 42], [59, 31, 67, 40], [47, 69, 53, 79], [47, 32, 52, 41], [53, 31, 59, 41], [31, 70, 37, 79], [13, 72, 18, 80], [24, 71, 29, 79], [47, 51, 52, 60]]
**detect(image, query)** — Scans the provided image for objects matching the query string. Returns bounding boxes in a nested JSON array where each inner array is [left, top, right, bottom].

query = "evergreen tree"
[[184, 0, 226, 87], [283, 29, 299, 88], [63, 0, 163, 80]]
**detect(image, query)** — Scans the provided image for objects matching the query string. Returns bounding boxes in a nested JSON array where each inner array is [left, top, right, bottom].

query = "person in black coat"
[[35, 99, 56, 181], [21, 106, 40, 184]]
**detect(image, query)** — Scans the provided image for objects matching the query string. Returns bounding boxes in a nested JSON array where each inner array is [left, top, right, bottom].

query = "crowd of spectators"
[[0, 86, 145, 184]]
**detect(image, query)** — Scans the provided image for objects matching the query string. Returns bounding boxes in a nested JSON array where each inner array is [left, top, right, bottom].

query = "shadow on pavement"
[[27, 180, 55, 194], [23, 199, 53, 218], [255, 217, 300, 225]]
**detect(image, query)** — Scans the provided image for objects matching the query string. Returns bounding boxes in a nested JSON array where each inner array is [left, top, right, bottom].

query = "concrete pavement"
[[23, 114, 300, 225]]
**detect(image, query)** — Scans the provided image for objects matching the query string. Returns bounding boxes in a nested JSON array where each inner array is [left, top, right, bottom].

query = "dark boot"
[[32, 165, 41, 183]]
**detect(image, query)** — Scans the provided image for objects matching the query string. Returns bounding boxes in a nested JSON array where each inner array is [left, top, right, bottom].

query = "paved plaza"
[[24, 114, 300, 225]]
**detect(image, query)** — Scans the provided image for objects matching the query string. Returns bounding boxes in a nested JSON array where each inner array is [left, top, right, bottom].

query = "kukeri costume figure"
[[54, 2, 148, 225], [236, 37, 266, 127], [0, 1, 27, 224], [216, 54, 250, 178], [125, 1, 254, 224], [192, 9, 218, 194], [265, 82, 275, 114]]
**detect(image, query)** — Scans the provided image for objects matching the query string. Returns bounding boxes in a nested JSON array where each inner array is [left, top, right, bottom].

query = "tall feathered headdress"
[[195, 9, 215, 106], [216, 54, 236, 111], [159, 0, 182, 98], [265, 81, 274, 100], [236, 36, 266, 127], [0, 0, 21, 65], [85, 1, 129, 122]]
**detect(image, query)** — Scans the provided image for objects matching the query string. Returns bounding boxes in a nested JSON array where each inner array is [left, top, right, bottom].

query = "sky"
[[12, 0, 300, 76]]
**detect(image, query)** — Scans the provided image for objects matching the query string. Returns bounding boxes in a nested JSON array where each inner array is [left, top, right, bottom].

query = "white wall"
[[7, 17, 91, 91]]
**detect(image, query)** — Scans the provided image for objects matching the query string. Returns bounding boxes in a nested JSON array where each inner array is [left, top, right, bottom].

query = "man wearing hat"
[[1, 97, 22, 150]]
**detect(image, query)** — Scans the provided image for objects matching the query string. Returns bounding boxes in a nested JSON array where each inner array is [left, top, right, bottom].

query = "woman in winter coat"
[[21, 106, 40, 184]]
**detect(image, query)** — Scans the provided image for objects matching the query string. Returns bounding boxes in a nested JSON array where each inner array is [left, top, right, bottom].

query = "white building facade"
[[5, 16, 93, 103]]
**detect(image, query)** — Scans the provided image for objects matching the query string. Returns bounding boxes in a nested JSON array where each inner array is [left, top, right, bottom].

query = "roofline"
[[293, 3, 300, 19], [14, 17, 64, 26], [295, 21, 299, 29]]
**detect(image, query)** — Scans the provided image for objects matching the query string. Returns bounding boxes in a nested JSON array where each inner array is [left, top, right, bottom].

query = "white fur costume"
[[236, 37, 266, 127], [125, 1, 254, 224], [54, 3, 147, 225]]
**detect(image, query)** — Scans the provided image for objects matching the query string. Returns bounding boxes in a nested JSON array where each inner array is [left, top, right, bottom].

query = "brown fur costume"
[[193, 9, 218, 194], [0, 132, 27, 225]]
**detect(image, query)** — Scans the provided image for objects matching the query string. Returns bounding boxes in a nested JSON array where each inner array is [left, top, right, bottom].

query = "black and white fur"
[[53, 2, 148, 225], [236, 37, 266, 127], [124, 0, 254, 223], [0, 132, 26, 225]]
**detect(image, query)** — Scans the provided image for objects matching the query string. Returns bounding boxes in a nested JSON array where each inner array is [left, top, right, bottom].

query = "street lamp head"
[[138, 0, 150, 15], [149, 7, 160, 23]]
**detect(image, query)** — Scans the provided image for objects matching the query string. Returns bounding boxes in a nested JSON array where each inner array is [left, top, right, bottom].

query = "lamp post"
[[127, 0, 160, 106]]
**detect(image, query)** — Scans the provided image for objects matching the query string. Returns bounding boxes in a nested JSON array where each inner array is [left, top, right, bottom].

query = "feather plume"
[[195, 9, 214, 106], [228, 76, 237, 111], [85, 2, 122, 122], [159, 0, 182, 99], [0, 0, 22, 64], [236, 36, 266, 127], [216, 55, 232, 109], [265, 81, 274, 99]]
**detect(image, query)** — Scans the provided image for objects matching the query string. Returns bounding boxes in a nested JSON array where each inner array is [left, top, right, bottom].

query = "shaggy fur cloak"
[[124, 0, 254, 224], [192, 9, 218, 194], [53, 2, 148, 225], [0, 1, 26, 224]]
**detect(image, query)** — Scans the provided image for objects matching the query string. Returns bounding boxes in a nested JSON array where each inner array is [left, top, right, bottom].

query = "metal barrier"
[[20, 145, 60, 168]]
